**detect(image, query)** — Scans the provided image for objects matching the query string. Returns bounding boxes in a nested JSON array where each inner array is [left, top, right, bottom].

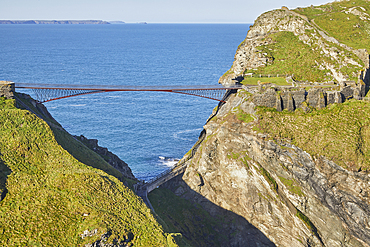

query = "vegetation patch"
[[244, 31, 332, 82], [227, 152, 240, 160], [278, 176, 305, 197], [296, 209, 322, 243], [233, 106, 254, 123], [257, 164, 278, 191], [294, 0, 370, 51], [241, 154, 252, 169], [255, 100, 370, 171], [0, 97, 171, 246], [244, 30, 362, 82], [241, 77, 290, 86]]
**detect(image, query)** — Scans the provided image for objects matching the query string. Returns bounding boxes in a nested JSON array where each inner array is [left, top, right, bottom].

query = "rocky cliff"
[[167, 92, 370, 246], [220, 1, 369, 85], [155, 1, 370, 246]]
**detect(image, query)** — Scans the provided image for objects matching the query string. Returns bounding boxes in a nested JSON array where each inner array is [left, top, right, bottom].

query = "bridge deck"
[[15, 83, 244, 103], [15, 83, 243, 91]]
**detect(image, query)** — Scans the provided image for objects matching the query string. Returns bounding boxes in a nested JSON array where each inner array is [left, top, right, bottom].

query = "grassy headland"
[[0, 97, 174, 246], [294, 0, 370, 51]]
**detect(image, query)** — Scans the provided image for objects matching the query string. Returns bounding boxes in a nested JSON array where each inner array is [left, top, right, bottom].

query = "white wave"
[[69, 104, 87, 107], [158, 156, 179, 167]]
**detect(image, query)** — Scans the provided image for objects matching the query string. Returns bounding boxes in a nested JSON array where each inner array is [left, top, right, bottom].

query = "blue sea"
[[0, 24, 249, 180]]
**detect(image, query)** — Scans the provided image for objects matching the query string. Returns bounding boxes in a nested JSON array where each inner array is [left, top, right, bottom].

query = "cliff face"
[[158, 1, 370, 246], [164, 90, 370, 246]]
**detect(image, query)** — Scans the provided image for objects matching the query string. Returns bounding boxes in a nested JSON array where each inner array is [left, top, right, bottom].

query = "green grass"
[[227, 152, 240, 160], [257, 164, 278, 191], [245, 31, 347, 82], [0, 97, 173, 246], [14, 93, 61, 127], [51, 128, 136, 189], [278, 176, 305, 197], [241, 77, 290, 86], [293, 0, 370, 51], [296, 209, 319, 237], [255, 100, 370, 171], [233, 106, 255, 123]]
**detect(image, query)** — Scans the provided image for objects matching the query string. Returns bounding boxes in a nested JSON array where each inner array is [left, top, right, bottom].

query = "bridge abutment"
[[0, 81, 15, 99]]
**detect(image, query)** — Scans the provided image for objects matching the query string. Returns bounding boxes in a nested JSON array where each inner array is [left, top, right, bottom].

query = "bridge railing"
[[146, 168, 173, 184]]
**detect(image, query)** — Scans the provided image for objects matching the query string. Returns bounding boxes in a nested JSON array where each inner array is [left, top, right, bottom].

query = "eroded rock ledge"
[[75, 135, 136, 180]]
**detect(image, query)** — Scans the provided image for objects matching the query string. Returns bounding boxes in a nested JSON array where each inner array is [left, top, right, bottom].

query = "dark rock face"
[[0, 81, 15, 99], [75, 135, 136, 180]]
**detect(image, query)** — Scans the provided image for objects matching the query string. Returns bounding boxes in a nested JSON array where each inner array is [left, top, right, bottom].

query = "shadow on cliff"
[[148, 173, 276, 247], [0, 157, 11, 202]]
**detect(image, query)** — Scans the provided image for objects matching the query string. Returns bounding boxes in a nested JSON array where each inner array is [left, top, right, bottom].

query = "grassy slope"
[[0, 97, 171, 246], [294, 0, 370, 51], [241, 77, 290, 86], [247, 31, 335, 82], [254, 100, 370, 171], [15, 93, 137, 187]]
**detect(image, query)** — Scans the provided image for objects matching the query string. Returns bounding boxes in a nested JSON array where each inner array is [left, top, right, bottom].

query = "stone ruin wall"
[[250, 81, 368, 111], [0, 81, 15, 99], [249, 49, 370, 111]]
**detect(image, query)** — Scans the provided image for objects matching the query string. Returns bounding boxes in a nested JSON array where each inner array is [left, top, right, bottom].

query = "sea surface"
[[0, 24, 249, 180]]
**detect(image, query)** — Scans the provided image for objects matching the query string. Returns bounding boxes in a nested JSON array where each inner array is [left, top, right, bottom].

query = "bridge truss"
[[15, 83, 242, 103]]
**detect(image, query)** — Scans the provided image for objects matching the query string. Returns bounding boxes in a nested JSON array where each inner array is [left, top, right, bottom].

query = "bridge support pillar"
[[0, 81, 15, 99]]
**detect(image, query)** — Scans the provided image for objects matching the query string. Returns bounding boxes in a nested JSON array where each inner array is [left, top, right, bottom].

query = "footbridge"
[[12, 81, 241, 211], [15, 83, 243, 103]]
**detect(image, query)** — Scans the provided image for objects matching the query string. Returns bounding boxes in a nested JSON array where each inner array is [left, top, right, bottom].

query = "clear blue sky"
[[0, 0, 331, 23]]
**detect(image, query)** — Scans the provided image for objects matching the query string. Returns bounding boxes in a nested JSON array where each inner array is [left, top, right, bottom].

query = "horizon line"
[[0, 19, 253, 24]]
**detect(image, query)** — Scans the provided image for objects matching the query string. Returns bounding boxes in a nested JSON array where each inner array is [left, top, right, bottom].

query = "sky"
[[0, 0, 332, 23]]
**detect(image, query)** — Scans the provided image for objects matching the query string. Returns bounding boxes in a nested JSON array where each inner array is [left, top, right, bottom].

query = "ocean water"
[[0, 24, 249, 180]]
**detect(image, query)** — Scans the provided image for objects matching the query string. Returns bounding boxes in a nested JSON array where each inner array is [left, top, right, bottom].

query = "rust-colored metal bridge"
[[15, 83, 243, 103]]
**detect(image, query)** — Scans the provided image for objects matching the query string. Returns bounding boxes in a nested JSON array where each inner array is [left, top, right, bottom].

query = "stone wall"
[[0, 81, 15, 99], [251, 81, 367, 111]]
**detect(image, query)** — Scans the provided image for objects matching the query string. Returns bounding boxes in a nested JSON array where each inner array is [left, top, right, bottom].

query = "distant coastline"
[[0, 20, 150, 25], [0, 20, 111, 24]]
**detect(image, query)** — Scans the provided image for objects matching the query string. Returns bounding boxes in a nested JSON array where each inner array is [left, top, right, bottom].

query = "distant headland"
[[0, 20, 110, 24], [0, 20, 149, 24]]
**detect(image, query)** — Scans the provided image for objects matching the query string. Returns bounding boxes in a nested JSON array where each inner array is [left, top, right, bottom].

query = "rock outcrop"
[[75, 135, 136, 180]]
